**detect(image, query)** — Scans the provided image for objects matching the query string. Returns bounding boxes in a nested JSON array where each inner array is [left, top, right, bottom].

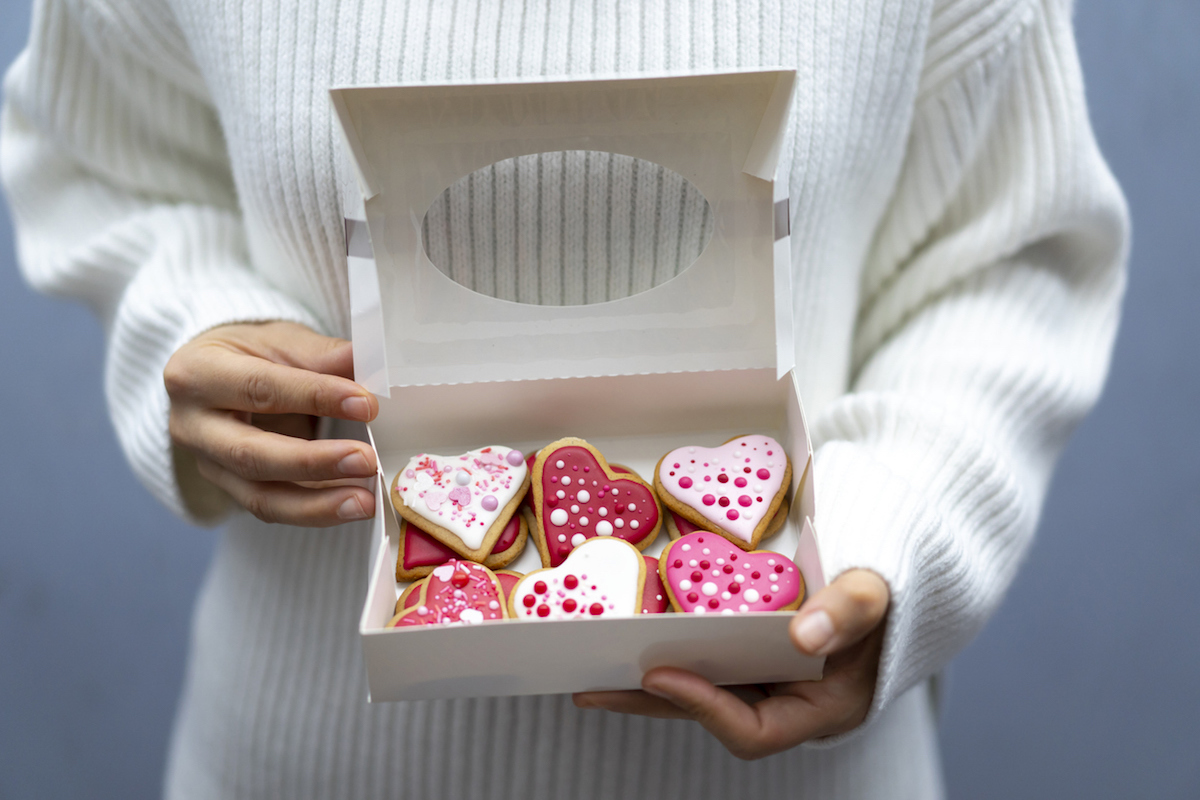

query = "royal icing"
[[512, 538, 642, 620], [538, 446, 659, 566], [394, 446, 526, 550], [494, 570, 523, 602], [658, 437, 787, 544], [389, 560, 506, 627], [401, 514, 522, 571], [661, 532, 802, 614], [641, 555, 669, 614]]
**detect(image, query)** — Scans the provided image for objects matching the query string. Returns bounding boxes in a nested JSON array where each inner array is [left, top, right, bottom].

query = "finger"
[[572, 690, 693, 719], [790, 569, 889, 657], [196, 457, 376, 526], [175, 410, 377, 482], [641, 668, 823, 760], [240, 322, 357, 379], [251, 412, 318, 439], [168, 349, 377, 421]]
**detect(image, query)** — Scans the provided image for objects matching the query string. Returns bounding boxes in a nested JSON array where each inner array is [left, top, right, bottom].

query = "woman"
[[1, 0, 1127, 797]]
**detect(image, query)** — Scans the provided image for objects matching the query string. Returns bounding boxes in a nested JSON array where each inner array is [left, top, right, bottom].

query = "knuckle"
[[241, 368, 279, 412], [162, 354, 194, 399], [243, 490, 277, 524], [227, 440, 264, 479]]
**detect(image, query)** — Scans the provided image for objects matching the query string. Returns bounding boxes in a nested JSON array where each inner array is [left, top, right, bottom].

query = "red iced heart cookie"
[[655, 435, 791, 550], [659, 532, 805, 614], [388, 560, 508, 627], [395, 514, 528, 581], [509, 537, 646, 620], [531, 439, 661, 568], [641, 555, 670, 614]]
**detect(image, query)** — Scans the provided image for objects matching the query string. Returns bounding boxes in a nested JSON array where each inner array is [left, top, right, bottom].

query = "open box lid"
[[331, 70, 797, 395]]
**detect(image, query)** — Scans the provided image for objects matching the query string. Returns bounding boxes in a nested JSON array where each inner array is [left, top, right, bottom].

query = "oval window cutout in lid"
[[421, 151, 714, 306]]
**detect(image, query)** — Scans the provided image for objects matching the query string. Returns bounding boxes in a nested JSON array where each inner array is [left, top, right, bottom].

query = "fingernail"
[[341, 396, 371, 420], [793, 610, 835, 655], [337, 451, 372, 477], [338, 496, 369, 520], [641, 683, 674, 701]]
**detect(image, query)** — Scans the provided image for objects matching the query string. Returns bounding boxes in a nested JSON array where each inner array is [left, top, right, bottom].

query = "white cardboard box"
[[331, 70, 828, 702]]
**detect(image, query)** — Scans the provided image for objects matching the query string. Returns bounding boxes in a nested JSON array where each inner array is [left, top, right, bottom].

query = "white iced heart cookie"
[[391, 446, 530, 561], [509, 537, 646, 620], [654, 435, 791, 550]]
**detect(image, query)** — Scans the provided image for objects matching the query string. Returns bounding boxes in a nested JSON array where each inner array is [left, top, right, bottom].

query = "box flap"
[[332, 70, 795, 388]]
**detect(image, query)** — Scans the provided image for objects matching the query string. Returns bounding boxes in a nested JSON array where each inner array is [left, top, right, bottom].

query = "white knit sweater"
[[1, 1, 1127, 798]]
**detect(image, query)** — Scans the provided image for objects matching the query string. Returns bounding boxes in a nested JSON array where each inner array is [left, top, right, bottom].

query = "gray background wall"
[[1, 2, 1196, 797]]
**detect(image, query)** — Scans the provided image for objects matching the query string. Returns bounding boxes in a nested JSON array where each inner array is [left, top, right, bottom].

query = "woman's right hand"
[[164, 321, 380, 526]]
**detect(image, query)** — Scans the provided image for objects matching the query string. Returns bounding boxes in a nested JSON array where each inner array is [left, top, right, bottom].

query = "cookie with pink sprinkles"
[[654, 435, 791, 551]]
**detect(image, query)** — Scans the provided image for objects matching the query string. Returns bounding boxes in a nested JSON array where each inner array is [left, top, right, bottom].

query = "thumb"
[[789, 569, 889, 657]]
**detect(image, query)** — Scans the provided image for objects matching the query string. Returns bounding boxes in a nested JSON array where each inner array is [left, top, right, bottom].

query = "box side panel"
[[363, 614, 822, 702]]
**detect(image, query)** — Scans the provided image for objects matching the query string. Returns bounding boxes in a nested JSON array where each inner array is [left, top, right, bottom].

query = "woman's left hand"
[[573, 569, 889, 760]]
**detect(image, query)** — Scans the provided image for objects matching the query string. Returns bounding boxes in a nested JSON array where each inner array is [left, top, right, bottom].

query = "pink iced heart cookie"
[[509, 537, 646, 620], [660, 532, 805, 614], [531, 438, 661, 568], [654, 435, 791, 550], [388, 560, 508, 627], [391, 446, 530, 561]]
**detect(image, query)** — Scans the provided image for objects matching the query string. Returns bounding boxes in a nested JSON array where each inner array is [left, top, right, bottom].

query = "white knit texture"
[[1, 0, 1126, 797]]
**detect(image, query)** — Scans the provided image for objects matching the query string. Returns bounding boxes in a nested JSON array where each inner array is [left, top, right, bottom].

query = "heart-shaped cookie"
[[659, 532, 804, 614], [654, 435, 790, 550], [640, 555, 670, 614], [509, 537, 646, 620], [388, 560, 508, 627], [394, 513, 528, 581], [532, 438, 661, 568], [392, 446, 530, 561], [398, 567, 525, 613], [664, 498, 790, 542]]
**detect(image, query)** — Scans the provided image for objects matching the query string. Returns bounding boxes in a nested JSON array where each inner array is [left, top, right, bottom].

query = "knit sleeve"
[[1, 0, 324, 522], [808, 0, 1128, 736]]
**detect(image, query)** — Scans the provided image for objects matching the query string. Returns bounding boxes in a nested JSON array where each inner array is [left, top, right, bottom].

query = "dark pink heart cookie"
[[660, 532, 805, 614], [532, 438, 661, 568]]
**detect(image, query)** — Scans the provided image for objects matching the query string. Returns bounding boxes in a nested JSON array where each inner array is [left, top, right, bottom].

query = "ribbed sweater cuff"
[[108, 261, 325, 525], [800, 395, 1026, 748]]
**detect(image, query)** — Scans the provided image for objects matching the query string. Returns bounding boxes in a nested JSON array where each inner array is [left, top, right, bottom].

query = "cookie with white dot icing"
[[664, 497, 789, 542], [659, 532, 805, 615], [509, 537, 646, 620], [388, 560, 509, 627], [654, 435, 791, 551], [391, 446, 531, 562], [530, 438, 662, 568]]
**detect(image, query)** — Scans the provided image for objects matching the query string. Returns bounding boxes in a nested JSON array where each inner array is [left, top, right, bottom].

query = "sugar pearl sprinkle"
[[659, 437, 786, 543], [539, 445, 659, 567], [664, 532, 801, 614], [389, 561, 505, 628], [394, 447, 526, 551], [515, 538, 642, 620]]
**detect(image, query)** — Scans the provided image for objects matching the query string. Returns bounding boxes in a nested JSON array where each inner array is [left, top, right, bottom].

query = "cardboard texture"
[[333, 70, 829, 702]]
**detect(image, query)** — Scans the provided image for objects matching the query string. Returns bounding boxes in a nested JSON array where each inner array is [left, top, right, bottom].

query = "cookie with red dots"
[[664, 497, 789, 542], [398, 567, 526, 614], [530, 438, 662, 568], [391, 446, 530, 562], [387, 560, 509, 628], [395, 513, 529, 582], [659, 532, 805, 615], [509, 537, 646, 620], [654, 435, 791, 551]]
